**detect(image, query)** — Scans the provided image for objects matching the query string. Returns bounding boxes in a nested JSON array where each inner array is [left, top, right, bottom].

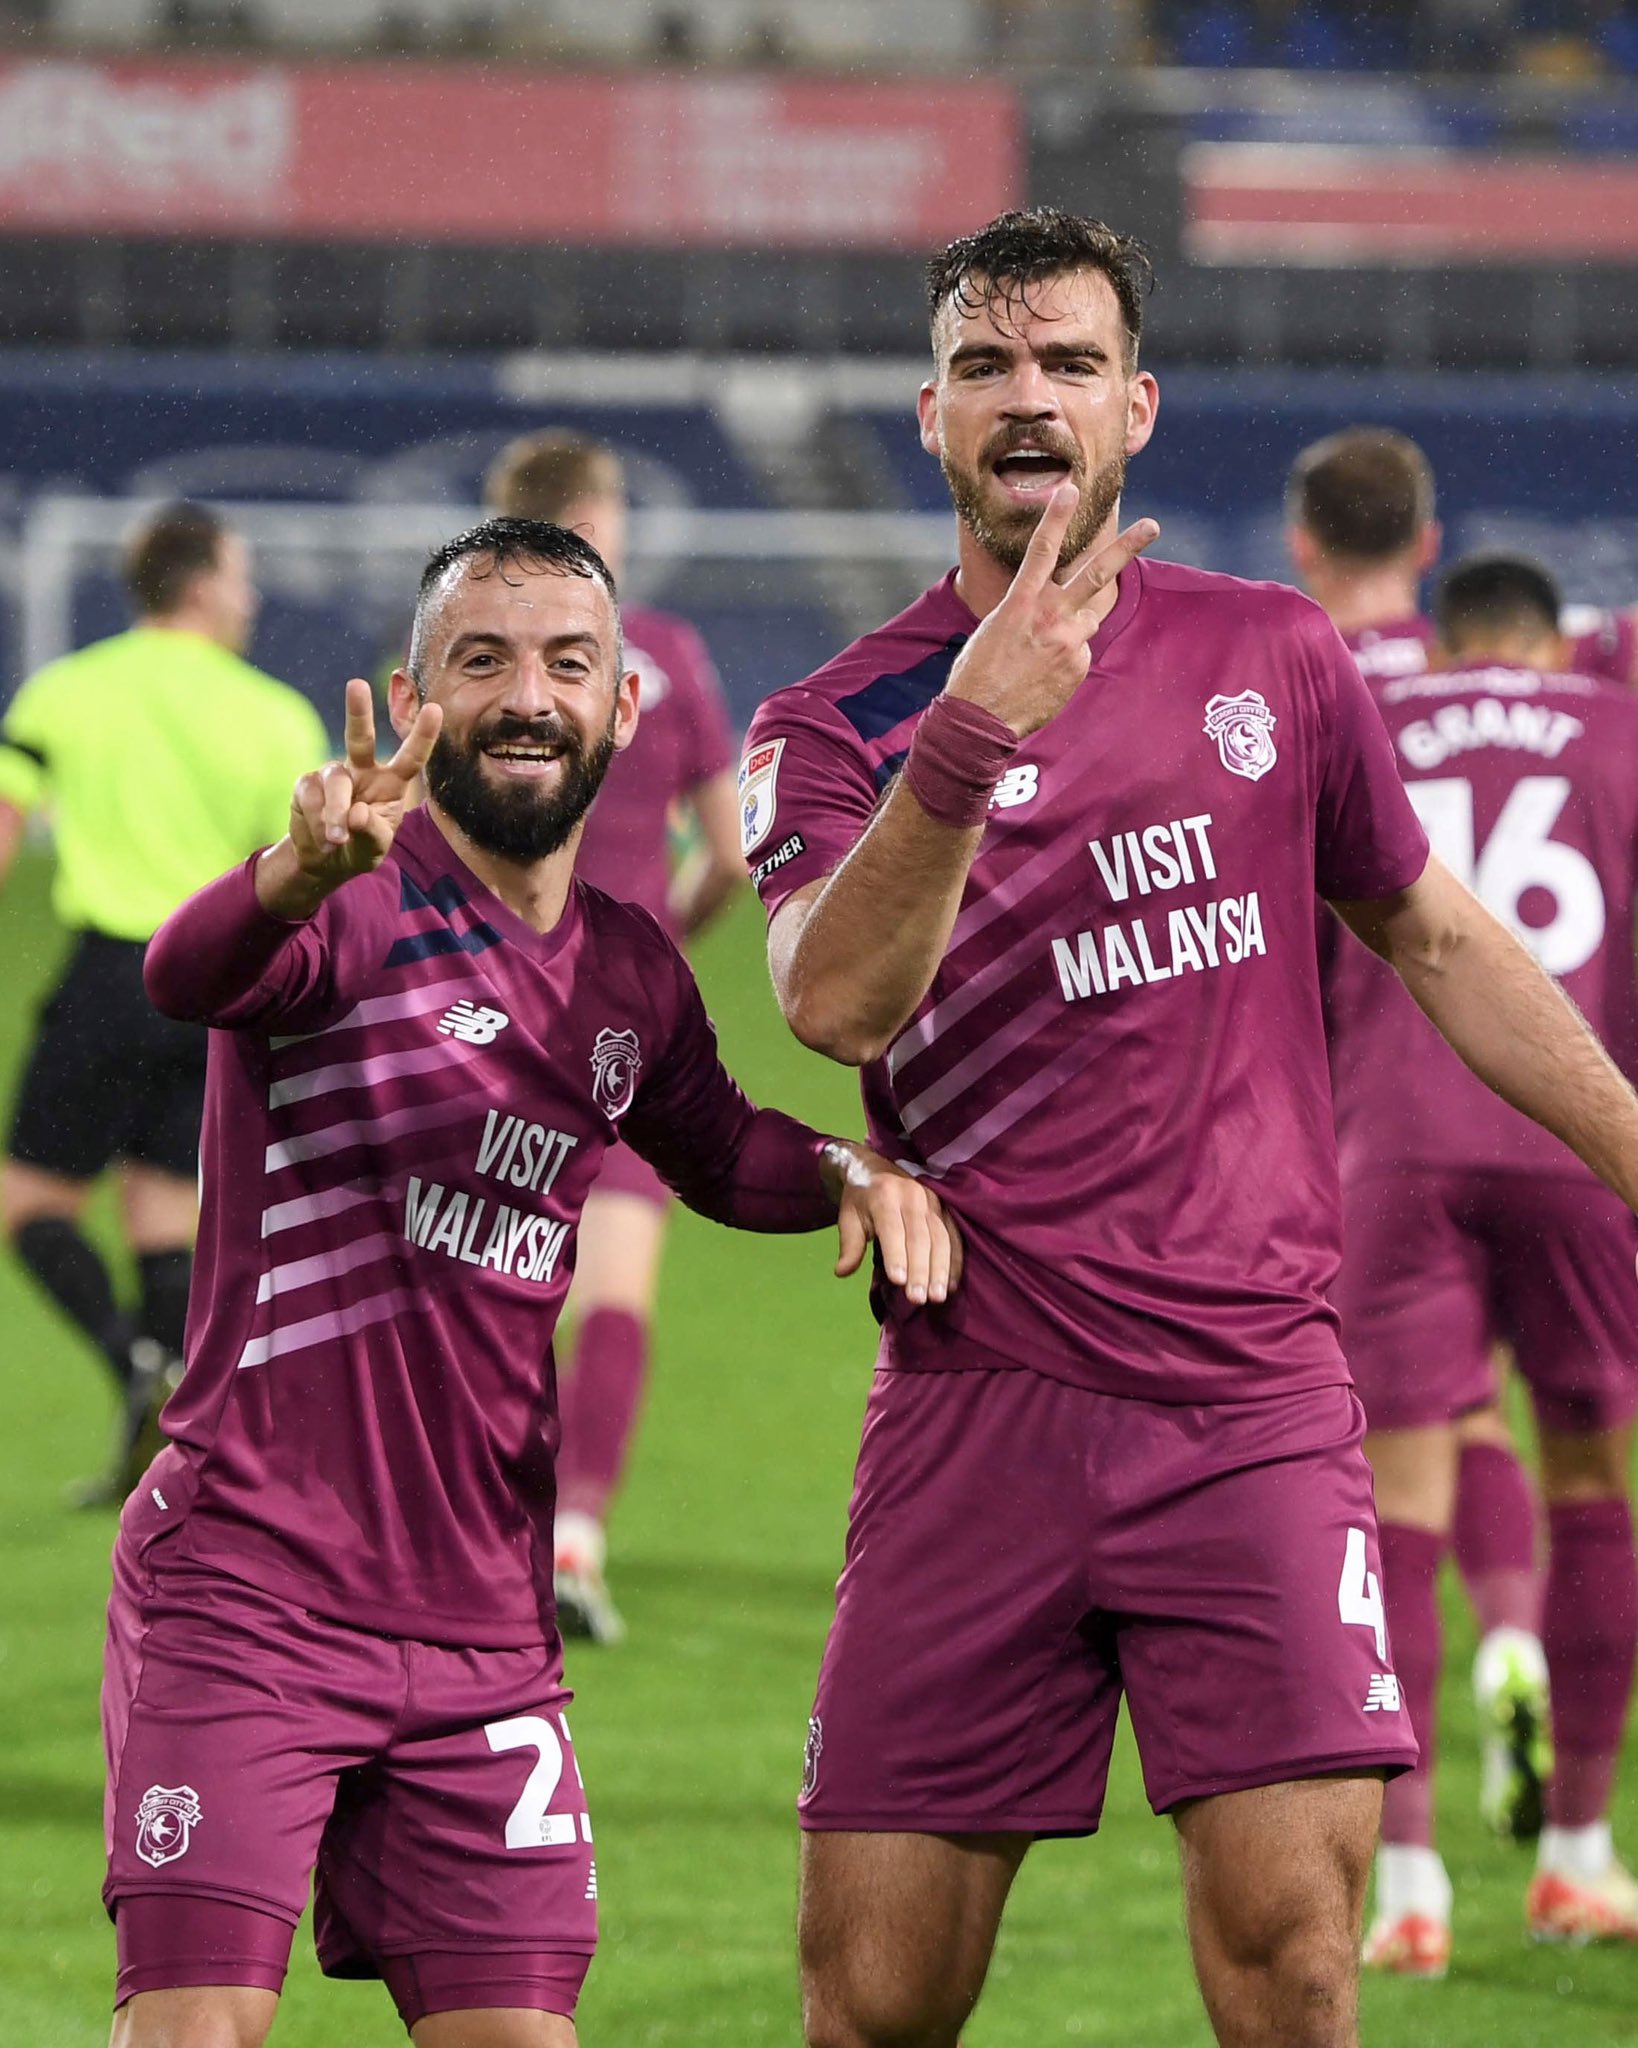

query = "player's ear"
[[386, 668, 421, 742], [917, 381, 942, 459], [1124, 370, 1159, 456], [1287, 525, 1317, 579], [1418, 522, 1443, 576], [612, 667, 640, 754]]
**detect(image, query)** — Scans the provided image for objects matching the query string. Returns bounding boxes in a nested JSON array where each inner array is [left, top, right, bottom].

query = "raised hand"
[[257, 678, 442, 920], [944, 484, 1159, 741], [822, 1140, 964, 1308]]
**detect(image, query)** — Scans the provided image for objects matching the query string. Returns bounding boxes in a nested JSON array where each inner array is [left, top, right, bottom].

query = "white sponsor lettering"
[[1052, 892, 1265, 1002], [1087, 814, 1217, 903], [1398, 697, 1585, 772], [475, 1109, 579, 1196]]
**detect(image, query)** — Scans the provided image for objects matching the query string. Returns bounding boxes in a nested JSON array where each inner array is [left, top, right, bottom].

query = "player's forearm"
[[145, 855, 316, 1021], [776, 786, 989, 1068], [642, 1105, 838, 1232], [1397, 907, 1638, 1210]]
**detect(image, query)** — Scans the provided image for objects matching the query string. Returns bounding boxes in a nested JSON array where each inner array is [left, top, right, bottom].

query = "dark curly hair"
[[925, 208, 1154, 371], [408, 516, 621, 688]]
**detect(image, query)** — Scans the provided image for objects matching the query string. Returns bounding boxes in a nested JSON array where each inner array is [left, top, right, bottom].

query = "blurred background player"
[[485, 430, 742, 1641], [1327, 550, 1638, 1972], [0, 500, 327, 1503], [1288, 428, 1552, 1836]]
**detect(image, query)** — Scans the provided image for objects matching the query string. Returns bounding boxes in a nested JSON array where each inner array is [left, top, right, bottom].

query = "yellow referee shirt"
[[0, 627, 329, 941]]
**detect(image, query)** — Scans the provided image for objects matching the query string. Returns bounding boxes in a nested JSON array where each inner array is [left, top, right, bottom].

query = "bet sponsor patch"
[[751, 832, 806, 890], [738, 738, 785, 856]]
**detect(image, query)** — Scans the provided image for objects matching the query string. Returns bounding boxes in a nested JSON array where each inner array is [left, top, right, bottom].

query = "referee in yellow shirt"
[[0, 502, 328, 1502]]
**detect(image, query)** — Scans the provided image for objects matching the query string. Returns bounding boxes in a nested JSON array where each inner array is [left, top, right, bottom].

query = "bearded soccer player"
[[105, 518, 957, 2048], [485, 430, 742, 1643], [1287, 428, 1551, 1838], [1329, 551, 1638, 1973], [740, 208, 1638, 2048]]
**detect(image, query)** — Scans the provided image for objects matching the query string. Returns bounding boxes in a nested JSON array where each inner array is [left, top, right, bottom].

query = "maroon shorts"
[[103, 1538, 597, 2022], [589, 1138, 671, 1210], [1339, 1170, 1638, 1434], [798, 1359, 1416, 1834]]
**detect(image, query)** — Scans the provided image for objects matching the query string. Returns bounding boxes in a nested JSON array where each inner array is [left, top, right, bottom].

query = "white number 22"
[[485, 1712, 583, 1849], [1338, 1527, 1386, 1661]]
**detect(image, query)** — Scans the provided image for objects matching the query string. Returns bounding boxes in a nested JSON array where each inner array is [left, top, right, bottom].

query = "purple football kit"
[[106, 805, 837, 2019], [1327, 658, 1638, 1433], [1344, 607, 1635, 692], [745, 558, 1429, 1831], [572, 604, 734, 1209]]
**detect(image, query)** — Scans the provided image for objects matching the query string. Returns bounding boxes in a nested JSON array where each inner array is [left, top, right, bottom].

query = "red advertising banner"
[[0, 60, 1018, 248], [1186, 142, 1638, 265]]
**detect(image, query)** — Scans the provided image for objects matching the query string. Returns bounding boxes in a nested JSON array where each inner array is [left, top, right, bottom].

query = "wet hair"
[[1286, 428, 1435, 562], [484, 432, 623, 521], [122, 501, 229, 617], [925, 208, 1154, 371], [1435, 552, 1561, 650], [407, 517, 621, 687]]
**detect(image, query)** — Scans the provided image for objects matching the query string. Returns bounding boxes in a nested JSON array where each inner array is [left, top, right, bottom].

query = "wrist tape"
[[902, 695, 1020, 830]]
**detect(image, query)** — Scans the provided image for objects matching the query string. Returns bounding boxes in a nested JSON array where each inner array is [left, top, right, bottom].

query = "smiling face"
[[918, 265, 1158, 573], [392, 552, 638, 866]]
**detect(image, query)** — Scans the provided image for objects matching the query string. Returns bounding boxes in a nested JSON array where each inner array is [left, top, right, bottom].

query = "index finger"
[[1060, 517, 1160, 614], [1011, 482, 1080, 597], [385, 699, 443, 784], [343, 677, 379, 773]]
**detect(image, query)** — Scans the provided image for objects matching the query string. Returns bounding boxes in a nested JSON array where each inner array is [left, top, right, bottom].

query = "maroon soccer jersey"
[[572, 605, 733, 939], [742, 561, 1429, 1403], [1343, 615, 1436, 683], [1328, 660, 1638, 1178], [1566, 606, 1637, 690], [136, 808, 832, 1647]]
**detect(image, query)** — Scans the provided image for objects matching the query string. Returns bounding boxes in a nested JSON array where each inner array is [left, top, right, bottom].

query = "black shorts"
[[9, 932, 206, 1182]]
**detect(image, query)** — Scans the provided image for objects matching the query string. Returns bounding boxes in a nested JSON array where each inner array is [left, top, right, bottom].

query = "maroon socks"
[[1454, 1439, 1543, 1638], [1543, 1496, 1638, 1829], [554, 1308, 650, 1524], [1377, 1521, 1448, 1847]]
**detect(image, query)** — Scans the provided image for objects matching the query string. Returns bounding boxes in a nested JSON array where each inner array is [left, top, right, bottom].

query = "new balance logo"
[[437, 1001, 510, 1045], [990, 763, 1039, 810], [585, 1860, 598, 1901], [1364, 1674, 1402, 1713]]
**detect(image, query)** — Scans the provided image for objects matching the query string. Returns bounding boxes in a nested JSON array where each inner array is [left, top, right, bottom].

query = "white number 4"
[[485, 1713, 584, 1849], [1338, 1527, 1386, 1661]]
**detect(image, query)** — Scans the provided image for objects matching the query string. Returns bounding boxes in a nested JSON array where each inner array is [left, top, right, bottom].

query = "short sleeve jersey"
[[743, 560, 1429, 1404], [133, 809, 783, 1648], [1328, 660, 1638, 1180], [572, 605, 734, 938], [1343, 616, 1437, 683], [0, 627, 328, 940]]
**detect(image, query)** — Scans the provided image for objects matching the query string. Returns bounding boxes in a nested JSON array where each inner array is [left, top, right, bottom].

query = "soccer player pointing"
[[743, 209, 1638, 2048], [104, 518, 956, 2048]]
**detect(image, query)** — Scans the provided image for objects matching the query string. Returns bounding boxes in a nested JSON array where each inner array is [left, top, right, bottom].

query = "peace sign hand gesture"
[[944, 485, 1159, 742], [256, 678, 443, 921]]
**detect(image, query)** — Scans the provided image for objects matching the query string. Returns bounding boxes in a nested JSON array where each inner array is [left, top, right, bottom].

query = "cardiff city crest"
[[1203, 690, 1278, 782], [590, 1027, 642, 1120], [135, 1783, 202, 1868]]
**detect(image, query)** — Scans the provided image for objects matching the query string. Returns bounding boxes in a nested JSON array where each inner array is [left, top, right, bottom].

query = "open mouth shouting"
[[989, 435, 1080, 507]]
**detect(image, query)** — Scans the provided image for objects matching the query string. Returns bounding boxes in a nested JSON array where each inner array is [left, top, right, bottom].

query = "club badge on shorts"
[[1204, 690, 1278, 783], [135, 1783, 202, 1868], [590, 1028, 642, 1120], [801, 1715, 824, 1799]]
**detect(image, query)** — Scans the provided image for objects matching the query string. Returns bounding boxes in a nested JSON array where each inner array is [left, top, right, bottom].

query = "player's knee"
[[800, 1952, 969, 2048]]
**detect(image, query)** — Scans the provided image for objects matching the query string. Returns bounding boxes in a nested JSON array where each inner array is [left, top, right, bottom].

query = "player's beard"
[[943, 433, 1127, 573], [426, 707, 619, 864]]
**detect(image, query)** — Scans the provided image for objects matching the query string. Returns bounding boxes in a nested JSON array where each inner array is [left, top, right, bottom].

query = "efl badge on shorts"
[[1203, 691, 1278, 782], [590, 1027, 642, 1120], [738, 738, 784, 856], [135, 1783, 202, 1868], [801, 1715, 823, 1799]]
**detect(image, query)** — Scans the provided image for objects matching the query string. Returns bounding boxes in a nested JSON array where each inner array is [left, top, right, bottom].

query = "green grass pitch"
[[1, 847, 1635, 2044]]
